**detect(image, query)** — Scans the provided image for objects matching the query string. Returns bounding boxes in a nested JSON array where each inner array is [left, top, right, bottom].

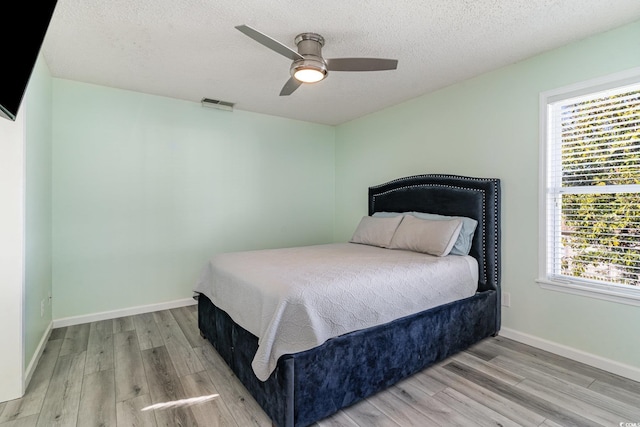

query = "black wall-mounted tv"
[[1, 1, 58, 121]]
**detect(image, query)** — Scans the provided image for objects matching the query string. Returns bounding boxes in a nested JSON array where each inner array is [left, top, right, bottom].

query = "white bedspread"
[[194, 243, 478, 381]]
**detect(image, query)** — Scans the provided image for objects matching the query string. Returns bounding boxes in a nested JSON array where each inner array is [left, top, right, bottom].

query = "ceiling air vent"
[[201, 98, 234, 111]]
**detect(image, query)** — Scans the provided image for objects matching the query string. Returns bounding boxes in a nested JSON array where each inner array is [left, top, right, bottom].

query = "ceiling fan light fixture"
[[293, 67, 326, 83], [290, 57, 327, 83]]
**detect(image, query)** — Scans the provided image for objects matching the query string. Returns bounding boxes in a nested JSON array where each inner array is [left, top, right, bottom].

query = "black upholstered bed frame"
[[197, 174, 501, 427]]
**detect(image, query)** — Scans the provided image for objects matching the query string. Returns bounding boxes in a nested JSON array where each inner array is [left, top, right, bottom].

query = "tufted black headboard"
[[368, 174, 501, 293]]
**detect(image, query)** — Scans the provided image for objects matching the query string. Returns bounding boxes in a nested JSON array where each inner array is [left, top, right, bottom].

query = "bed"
[[195, 174, 501, 427]]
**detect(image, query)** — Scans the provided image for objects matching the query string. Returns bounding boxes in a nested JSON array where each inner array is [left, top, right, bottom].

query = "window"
[[539, 68, 640, 305]]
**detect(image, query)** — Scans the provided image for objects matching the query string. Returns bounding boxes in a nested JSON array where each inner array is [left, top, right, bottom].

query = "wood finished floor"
[[2, 305, 639, 427]]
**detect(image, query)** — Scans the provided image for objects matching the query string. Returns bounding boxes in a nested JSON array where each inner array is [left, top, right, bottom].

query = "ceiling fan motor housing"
[[291, 32, 328, 82]]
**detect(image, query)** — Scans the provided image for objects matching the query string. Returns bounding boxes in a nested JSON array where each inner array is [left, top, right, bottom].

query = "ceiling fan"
[[235, 25, 399, 96]]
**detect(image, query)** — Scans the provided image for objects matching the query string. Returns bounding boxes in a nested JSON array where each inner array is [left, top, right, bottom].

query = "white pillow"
[[349, 215, 403, 248], [389, 215, 463, 256], [373, 211, 477, 255]]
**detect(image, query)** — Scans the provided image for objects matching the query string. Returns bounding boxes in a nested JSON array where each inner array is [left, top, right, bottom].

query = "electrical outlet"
[[40, 300, 45, 317], [501, 292, 511, 307]]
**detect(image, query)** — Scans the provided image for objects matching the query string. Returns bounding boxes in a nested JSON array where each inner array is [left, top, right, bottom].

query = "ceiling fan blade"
[[279, 77, 302, 96], [326, 58, 398, 72], [235, 25, 304, 61]]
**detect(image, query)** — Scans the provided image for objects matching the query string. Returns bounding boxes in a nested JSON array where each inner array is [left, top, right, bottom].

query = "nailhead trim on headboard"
[[369, 174, 498, 189]]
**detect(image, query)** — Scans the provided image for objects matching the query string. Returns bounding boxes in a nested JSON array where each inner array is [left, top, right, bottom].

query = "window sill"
[[536, 279, 640, 307]]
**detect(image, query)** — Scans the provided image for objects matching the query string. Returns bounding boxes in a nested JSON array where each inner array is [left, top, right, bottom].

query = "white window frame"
[[538, 67, 640, 306]]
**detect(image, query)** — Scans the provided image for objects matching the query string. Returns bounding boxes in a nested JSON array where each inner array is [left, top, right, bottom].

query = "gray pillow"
[[389, 215, 463, 256], [349, 215, 403, 248]]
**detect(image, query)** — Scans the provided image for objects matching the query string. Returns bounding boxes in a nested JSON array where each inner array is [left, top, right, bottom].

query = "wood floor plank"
[[170, 307, 203, 349], [340, 399, 400, 427], [452, 351, 524, 385], [115, 394, 157, 427], [36, 351, 86, 427], [193, 345, 271, 427], [48, 328, 67, 342], [386, 381, 476, 426], [472, 339, 596, 388], [491, 354, 640, 420], [185, 304, 199, 324], [426, 366, 545, 426], [140, 346, 198, 427], [588, 379, 640, 409], [395, 369, 447, 397], [591, 372, 640, 399], [0, 340, 63, 423], [152, 310, 203, 377], [180, 371, 238, 427], [113, 316, 135, 334], [465, 341, 498, 361], [132, 313, 164, 351], [185, 305, 199, 330], [494, 335, 640, 393], [443, 360, 601, 427], [491, 354, 564, 386], [162, 337, 204, 378], [162, 338, 204, 378], [369, 387, 440, 426], [0, 414, 39, 427], [516, 378, 628, 426], [152, 310, 190, 347], [315, 410, 360, 427], [77, 369, 116, 427], [540, 419, 566, 427], [59, 324, 90, 357], [85, 319, 114, 374], [432, 387, 522, 427], [114, 331, 148, 402]]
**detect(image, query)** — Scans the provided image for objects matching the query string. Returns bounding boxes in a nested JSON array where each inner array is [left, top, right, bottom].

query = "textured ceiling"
[[42, 0, 640, 125]]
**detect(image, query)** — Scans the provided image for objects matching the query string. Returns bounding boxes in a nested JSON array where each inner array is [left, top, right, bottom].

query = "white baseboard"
[[499, 327, 640, 382], [24, 321, 52, 391], [53, 297, 197, 328]]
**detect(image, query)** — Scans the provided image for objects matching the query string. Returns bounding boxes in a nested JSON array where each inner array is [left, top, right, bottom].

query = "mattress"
[[194, 242, 478, 381]]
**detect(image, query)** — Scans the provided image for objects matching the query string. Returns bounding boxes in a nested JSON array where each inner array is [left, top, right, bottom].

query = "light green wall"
[[52, 80, 335, 319], [24, 55, 53, 366], [335, 20, 640, 369]]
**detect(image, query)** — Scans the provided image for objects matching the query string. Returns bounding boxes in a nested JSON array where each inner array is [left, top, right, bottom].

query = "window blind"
[[546, 82, 640, 289]]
